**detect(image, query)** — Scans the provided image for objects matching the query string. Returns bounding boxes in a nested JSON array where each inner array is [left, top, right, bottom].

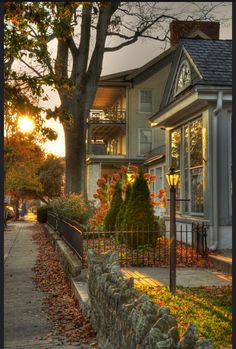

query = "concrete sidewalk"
[[122, 266, 232, 288], [4, 222, 90, 349]]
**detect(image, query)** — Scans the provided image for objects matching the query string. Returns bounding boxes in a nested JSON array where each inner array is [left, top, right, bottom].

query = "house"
[[86, 20, 232, 251], [149, 34, 232, 251], [86, 47, 175, 199]]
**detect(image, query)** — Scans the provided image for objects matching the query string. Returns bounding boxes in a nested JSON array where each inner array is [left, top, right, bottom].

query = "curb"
[[43, 224, 90, 317], [44, 224, 82, 277]]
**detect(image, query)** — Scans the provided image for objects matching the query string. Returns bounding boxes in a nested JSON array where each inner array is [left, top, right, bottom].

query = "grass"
[[135, 284, 232, 349]]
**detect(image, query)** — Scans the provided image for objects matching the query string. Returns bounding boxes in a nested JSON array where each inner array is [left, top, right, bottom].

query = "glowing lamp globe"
[[166, 168, 180, 188]]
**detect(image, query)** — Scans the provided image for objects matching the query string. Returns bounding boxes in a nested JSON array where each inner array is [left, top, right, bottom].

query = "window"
[[175, 60, 191, 95], [149, 165, 166, 216], [170, 117, 204, 215], [139, 90, 153, 113], [139, 129, 152, 155]]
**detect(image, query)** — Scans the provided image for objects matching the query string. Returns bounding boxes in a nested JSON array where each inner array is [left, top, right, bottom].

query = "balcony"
[[88, 108, 126, 124]]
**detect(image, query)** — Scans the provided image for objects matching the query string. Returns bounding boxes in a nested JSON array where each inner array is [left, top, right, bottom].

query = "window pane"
[[171, 128, 181, 170], [184, 169, 189, 212], [190, 118, 202, 167], [150, 169, 155, 193], [140, 129, 152, 143], [176, 171, 181, 211], [184, 125, 189, 169], [190, 167, 203, 213], [139, 129, 152, 155], [140, 142, 152, 154], [155, 167, 163, 192], [140, 90, 152, 112]]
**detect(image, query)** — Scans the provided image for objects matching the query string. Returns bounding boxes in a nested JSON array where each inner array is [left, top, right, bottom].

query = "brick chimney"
[[170, 20, 220, 46]]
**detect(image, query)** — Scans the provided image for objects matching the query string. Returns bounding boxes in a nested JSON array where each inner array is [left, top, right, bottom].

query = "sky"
[[39, 2, 232, 157]]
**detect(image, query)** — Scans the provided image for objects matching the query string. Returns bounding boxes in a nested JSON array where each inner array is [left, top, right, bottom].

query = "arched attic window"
[[174, 59, 191, 96]]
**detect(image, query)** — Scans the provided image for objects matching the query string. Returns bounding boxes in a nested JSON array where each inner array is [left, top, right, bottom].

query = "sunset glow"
[[17, 116, 35, 133]]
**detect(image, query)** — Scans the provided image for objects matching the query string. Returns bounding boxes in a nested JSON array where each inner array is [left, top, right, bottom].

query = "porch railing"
[[88, 109, 126, 123]]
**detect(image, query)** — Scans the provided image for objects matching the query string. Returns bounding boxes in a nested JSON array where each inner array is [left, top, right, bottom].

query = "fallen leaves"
[[32, 223, 98, 348]]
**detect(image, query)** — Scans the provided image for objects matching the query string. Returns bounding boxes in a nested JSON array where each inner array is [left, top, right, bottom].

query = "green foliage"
[[50, 193, 94, 226], [37, 205, 49, 223], [38, 155, 64, 199], [136, 284, 232, 349], [121, 172, 157, 248], [115, 183, 131, 230], [104, 181, 123, 231]]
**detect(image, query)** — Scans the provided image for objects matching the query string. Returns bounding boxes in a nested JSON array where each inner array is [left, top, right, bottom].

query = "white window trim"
[[138, 128, 153, 156], [138, 89, 153, 114]]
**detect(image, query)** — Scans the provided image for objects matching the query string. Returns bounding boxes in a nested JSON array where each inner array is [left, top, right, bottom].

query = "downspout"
[[209, 90, 223, 251]]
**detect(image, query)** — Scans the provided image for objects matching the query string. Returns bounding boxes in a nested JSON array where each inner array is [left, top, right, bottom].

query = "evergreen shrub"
[[122, 172, 157, 248], [104, 181, 123, 231]]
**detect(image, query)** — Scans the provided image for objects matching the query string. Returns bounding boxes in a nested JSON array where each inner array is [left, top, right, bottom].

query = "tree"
[[38, 155, 65, 201], [4, 2, 226, 196], [4, 134, 45, 217], [123, 172, 156, 248], [104, 180, 123, 231]]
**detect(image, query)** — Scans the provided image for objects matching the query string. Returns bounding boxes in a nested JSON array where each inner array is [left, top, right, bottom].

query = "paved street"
[[4, 222, 90, 349]]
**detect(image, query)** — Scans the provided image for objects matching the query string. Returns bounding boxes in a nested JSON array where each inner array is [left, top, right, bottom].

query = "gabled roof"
[[159, 38, 232, 110], [100, 45, 176, 85], [180, 38, 232, 86]]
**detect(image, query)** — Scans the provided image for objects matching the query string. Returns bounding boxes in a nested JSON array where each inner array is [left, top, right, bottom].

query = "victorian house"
[[86, 20, 232, 250], [149, 33, 232, 250]]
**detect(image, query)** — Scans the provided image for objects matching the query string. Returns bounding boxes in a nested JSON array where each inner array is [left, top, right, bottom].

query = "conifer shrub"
[[116, 183, 132, 230], [103, 181, 123, 231], [122, 172, 157, 248]]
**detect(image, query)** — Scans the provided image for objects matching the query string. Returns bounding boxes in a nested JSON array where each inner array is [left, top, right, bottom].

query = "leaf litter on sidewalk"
[[32, 223, 98, 348]]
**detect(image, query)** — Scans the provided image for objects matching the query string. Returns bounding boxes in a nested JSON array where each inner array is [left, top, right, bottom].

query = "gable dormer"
[[160, 45, 202, 108]]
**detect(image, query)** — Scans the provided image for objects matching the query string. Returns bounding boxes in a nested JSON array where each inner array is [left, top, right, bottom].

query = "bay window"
[[170, 117, 204, 215]]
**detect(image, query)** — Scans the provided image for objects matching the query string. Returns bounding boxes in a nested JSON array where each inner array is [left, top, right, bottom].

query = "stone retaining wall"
[[87, 250, 213, 349]]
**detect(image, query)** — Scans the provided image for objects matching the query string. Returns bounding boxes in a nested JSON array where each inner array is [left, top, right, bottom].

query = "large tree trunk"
[[63, 101, 88, 197]]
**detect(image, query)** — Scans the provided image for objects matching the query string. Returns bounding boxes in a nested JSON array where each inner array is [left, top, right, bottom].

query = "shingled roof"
[[180, 38, 232, 86]]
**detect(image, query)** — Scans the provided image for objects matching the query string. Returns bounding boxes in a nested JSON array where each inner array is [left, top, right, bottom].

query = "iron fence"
[[47, 212, 83, 260], [46, 212, 209, 268], [82, 222, 209, 268]]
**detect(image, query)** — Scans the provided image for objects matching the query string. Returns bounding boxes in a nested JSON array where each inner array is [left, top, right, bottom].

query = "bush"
[[50, 193, 93, 226], [104, 181, 123, 231], [116, 183, 132, 230], [37, 205, 48, 223], [122, 172, 157, 248]]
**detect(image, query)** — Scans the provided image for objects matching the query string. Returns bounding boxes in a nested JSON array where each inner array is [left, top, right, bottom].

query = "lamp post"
[[166, 167, 180, 294]]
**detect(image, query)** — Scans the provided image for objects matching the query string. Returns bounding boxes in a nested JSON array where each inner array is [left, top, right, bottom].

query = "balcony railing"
[[89, 109, 126, 123]]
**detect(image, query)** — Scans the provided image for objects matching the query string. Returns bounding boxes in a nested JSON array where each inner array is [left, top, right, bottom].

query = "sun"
[[17, 116, 35, 133]]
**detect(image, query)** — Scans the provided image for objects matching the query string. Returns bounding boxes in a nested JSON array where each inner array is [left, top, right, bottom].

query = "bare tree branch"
[[104, 14, 176, 52]]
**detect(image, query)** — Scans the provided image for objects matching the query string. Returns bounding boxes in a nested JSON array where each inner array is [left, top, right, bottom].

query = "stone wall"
[[87, 250, 213, 349]]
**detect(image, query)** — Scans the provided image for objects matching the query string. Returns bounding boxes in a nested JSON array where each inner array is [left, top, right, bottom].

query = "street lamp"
[[166, 167, 180, 293]]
